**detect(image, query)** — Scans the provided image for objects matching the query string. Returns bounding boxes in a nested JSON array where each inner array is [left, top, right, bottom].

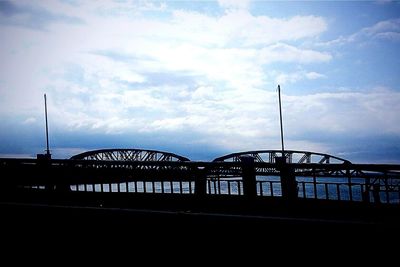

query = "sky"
[[0, 0, 400, 163]]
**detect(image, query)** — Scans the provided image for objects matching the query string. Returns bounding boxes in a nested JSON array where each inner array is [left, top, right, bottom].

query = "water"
[[69, 175, 400, 204], [72, 181, 194, 194]]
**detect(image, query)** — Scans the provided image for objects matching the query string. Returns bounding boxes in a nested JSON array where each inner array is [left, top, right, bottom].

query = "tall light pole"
[[44, 94, 50, 157], [276, 85, 297, 201], [277, 85, 285, 156]]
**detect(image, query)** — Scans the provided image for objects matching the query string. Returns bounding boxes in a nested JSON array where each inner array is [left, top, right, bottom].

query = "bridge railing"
[[0, 158, 399, 205]]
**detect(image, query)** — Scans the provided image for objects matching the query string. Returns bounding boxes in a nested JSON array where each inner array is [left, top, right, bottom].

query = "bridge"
[[1, 148, 399, 243], [1, 149, 398, 202]]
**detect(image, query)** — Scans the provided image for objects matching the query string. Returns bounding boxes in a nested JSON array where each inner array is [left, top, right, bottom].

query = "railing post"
[[276, 156, 298, 201], [372, 183, 381, 204], [54, 162, 72, 192], [194, 167, 207, 197], [240, 156, 257, 198]]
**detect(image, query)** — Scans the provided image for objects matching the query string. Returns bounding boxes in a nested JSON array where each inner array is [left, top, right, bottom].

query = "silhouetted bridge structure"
[[1, 149, 400, 241]]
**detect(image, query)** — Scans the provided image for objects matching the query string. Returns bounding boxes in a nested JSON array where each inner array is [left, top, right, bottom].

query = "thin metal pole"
[[44, 94, 50, 156], [277, 85, 285, 155]]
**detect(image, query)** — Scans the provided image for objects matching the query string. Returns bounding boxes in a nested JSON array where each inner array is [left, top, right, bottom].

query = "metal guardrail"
[[1, 158, 399, 204]]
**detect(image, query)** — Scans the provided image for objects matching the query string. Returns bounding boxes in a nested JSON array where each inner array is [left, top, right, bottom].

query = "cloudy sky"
[[0, 0, 399, 162]]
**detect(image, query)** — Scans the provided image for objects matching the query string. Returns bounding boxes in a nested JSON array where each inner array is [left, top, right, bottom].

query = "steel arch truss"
[[213, 150, 350, 164], [70, 149, 190, 162], [210, 150, 351, 178]]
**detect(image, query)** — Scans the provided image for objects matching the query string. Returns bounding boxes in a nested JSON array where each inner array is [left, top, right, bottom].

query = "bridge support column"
[[362, 178, 370, 203], [37, 156, 56, 191], [276, 157, 298, 202], [240, 156, 257, 198], [194, 167, 207, 197]]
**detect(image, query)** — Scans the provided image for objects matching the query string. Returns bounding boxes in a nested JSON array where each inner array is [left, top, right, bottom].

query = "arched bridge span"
[[213, 150, 350, 164], [70, 148, 190, 162]]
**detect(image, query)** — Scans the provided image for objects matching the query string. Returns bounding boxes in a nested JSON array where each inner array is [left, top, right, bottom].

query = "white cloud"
[[48, 84, 400, 154], [0, 2, 330, 112], [284, 89, 400, 135], [22, 117, 37, 124], [260, 43, 332, 63], [40, 0, 167, 19], [192, 86, 215, 100], [171, 9, 327, 47], [276, 70, 326, 85], [0, 0, 349, 155], [112, 68, 146, 83], [218, 0, 251, 10], [238, 15, 327, 46], [320, 18, 400, 46], [305, 72, 326, 80], [363, 18, 400, 41]]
